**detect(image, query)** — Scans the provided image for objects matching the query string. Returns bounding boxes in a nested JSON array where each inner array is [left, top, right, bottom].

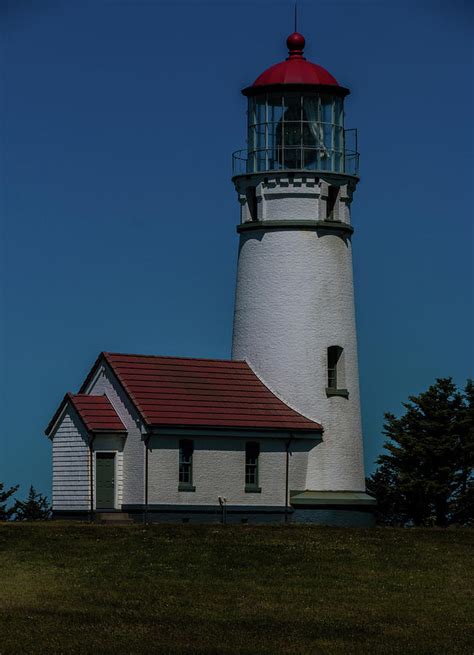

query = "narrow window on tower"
[[178, 439, 195, 491], [326, 346, 349, 398], [246, 186, 258, 221], [326, 185, 339, 220], [245, 442, 261, 493], [327, 346, 340, 389]]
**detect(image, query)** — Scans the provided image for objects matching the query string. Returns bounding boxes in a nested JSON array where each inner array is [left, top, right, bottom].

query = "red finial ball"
[[287, 31, 305, 55]]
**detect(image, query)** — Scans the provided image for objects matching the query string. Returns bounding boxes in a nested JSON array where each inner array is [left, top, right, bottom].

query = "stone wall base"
[[52, 505, 375, 527]]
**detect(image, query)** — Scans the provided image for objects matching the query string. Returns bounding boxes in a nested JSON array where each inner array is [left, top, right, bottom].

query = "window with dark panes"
[[179, 439, 193, 486], [245, 442, 260, 488], [327, 346, 343, 389]]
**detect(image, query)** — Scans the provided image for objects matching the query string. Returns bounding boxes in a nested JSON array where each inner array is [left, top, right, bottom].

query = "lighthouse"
[[45, 28, 375, 528], [232, 32, 371, 518]]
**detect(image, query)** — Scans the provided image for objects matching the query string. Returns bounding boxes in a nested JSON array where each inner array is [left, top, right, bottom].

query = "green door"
[[96, 453, 115, 509]]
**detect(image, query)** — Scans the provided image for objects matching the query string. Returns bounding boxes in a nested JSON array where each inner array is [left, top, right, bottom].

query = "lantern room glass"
[[246, 92, 347, 174]]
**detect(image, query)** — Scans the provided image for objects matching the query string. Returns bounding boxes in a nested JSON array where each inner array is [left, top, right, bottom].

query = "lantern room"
[[233, 32, 359, 177]]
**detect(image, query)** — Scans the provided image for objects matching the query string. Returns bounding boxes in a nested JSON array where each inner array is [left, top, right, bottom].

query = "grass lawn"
[[0, 523, 472, 654]]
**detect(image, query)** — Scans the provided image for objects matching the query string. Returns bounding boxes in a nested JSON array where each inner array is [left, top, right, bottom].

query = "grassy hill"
[[0, 523, 472, 654]]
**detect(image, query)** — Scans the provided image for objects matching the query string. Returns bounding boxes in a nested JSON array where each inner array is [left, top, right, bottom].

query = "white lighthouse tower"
[[232, 31, 373, 523]]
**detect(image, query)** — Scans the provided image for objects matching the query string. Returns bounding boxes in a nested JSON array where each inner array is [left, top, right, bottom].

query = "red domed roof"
[[244, 32, 347, 95]]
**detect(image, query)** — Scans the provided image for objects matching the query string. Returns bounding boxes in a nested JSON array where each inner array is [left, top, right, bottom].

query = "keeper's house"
[[46, 352, 334, 524]]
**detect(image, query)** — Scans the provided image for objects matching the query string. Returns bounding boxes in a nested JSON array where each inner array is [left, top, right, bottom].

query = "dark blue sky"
[[2, 0, 473, 499]]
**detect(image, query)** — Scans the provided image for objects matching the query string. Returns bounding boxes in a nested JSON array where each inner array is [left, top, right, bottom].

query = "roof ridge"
[[104, 351, 246, 365]]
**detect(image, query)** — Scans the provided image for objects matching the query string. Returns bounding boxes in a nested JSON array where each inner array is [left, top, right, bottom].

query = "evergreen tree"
[[13, 486, 51, 521], [451, 380, 474, 525], [366, 462, 406, 526], [0, 482, 19, 521], [367, 378, 473, 526]]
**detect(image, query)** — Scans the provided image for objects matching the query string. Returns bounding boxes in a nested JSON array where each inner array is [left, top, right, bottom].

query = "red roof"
[[95, 352, 321, 433], [246, 32, 342, 93], [46, 393, 127, 436]]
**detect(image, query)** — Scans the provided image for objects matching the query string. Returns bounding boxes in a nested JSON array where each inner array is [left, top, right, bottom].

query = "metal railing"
[[232, 146, 359, 177]]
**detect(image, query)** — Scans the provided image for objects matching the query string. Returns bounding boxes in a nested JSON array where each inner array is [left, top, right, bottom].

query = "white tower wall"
[[232, 173, 365, 491]]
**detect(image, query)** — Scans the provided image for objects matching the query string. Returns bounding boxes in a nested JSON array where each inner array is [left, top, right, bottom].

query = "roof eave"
[[45, 392, 74, 437], [78, 351, 108, 394], [242, 83, 350, 97], [148, 425, 322, 439]]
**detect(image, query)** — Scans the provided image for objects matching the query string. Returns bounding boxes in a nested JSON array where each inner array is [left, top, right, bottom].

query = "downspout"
[[89, 433, 95, 522], [144, 431, 151, 525], [284, 436, 294, 524]]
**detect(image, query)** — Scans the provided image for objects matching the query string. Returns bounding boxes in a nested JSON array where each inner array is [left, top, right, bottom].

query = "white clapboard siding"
[[52, 409, 90, 510]]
